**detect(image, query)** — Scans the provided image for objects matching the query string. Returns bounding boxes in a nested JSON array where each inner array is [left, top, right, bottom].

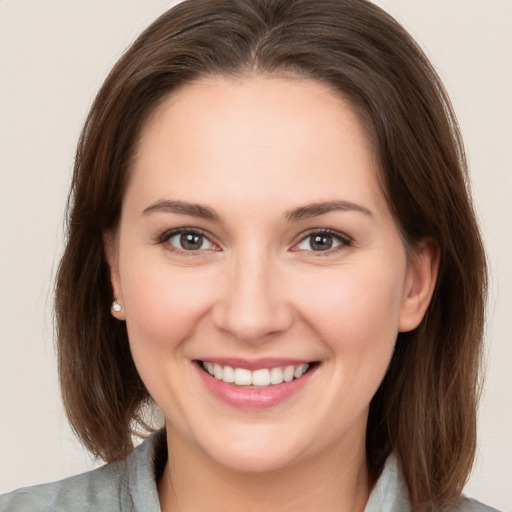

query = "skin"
[[106, 75, 438, 512]]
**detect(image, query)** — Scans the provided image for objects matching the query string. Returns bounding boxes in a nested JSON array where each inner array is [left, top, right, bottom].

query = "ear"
[[398, 238, 440, 333], [103, 231, 126, 321]]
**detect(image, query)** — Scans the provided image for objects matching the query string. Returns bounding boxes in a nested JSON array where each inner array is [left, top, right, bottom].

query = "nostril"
[[210, 267, 294, 343], [211, 302, 294, 344]]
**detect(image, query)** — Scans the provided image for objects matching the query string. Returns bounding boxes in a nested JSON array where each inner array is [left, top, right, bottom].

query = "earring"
[[111, 300, 122, 313]]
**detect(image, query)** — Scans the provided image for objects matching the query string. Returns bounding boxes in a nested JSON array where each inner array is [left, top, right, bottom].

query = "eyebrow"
[[285, 200, 373, 222], [142, 199, 373, 223], [142, 200, 221, 221]]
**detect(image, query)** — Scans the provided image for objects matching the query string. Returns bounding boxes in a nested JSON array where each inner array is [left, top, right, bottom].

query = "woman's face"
[[108, 75, 436, 473]]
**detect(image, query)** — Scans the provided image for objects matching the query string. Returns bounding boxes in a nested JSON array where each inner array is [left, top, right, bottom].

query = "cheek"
[[120, 265, 216, 423], [293, 262, 405, 429], [121, 263, 214, 352], [294, 260, 406, 348]]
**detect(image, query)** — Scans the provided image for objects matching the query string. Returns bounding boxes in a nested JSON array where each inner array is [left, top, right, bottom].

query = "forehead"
[[126, 74, 386, 218]]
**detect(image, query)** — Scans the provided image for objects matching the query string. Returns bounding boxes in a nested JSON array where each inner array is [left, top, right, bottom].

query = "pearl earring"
[[111, 300, 122, 313]]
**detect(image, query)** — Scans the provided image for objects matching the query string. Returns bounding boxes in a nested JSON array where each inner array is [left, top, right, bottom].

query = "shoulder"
[[0, 430, 165, 512], [0, 460, 128, 512], [455, 497, 502, 512], [365, 455, 503, 512]]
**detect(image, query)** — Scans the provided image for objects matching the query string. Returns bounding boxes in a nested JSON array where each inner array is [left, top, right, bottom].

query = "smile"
[[196, 359, 318, 409], [202, 361, 310, 387]]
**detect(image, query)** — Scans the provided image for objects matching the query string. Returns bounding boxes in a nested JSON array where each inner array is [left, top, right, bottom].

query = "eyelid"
[[290, 228, 353, 253], [155, 226, 352, 255], [156, 227, 220, 253]]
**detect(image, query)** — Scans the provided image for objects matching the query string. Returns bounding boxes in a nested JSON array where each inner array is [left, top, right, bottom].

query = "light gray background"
[[0, 1, 510, 509]]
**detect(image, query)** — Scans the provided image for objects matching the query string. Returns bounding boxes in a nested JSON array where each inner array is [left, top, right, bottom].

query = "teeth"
[[234, 368, 252, 385], [283, 366, 295, 382], [213, 363, 223, 380], [222, 365, 235, 383], [202, 362, 310, 387], [269, 367, 284, 384], [252, 369, 270, 386], [294, 364, 309, 379]]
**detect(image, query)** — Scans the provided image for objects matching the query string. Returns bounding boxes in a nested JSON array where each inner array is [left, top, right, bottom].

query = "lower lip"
[[195, 363, 316, 409]]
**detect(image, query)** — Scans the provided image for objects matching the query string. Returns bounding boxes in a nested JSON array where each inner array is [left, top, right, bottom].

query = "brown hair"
[[55, 0, 487, 509]]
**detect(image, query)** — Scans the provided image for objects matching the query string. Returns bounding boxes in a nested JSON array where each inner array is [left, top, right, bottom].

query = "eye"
[[294, 230, 351, 252], [163, 229, 217, 252]]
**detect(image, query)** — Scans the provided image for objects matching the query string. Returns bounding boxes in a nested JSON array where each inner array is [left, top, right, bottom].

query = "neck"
[[158, 425, 370, 512]]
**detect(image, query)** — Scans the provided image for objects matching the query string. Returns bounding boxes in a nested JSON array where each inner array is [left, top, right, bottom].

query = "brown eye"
[[295, 230, 351, 253], [167, 230, 215, 251], [180, 233, 204, 250], [309, 234, 334, 251]]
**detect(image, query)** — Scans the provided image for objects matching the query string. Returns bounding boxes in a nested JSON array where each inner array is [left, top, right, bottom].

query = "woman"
[[0, 0, 499, 510]]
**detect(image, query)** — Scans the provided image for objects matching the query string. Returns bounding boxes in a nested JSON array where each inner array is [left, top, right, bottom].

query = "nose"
[[212, 249, 293, 343]]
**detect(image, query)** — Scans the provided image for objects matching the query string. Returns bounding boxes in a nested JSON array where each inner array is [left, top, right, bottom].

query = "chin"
[[204, 438, 305, 474], [175, 418, 312, 474]]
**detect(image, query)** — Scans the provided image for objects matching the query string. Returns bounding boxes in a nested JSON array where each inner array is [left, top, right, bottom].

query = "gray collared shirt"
[[0, 430, 500, 511]]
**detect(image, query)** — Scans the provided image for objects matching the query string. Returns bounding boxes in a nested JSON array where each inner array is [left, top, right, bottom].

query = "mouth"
[[194, 359, 319, 409], [199, 360, 314, 387]]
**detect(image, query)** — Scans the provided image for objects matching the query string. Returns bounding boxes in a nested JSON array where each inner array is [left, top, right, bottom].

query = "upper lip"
[[195, 357, 313, 370]]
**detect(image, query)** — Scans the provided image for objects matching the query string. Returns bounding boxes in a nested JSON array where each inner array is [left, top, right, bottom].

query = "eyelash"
[[156, 227, 353, 255], [292, 228, 353, 255], [156, 228, 219, 255]]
